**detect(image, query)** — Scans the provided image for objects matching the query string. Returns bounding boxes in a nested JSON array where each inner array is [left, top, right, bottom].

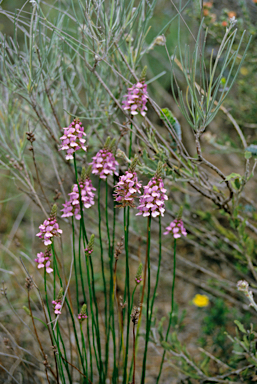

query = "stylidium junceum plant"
[[1, 0, 257, 383]]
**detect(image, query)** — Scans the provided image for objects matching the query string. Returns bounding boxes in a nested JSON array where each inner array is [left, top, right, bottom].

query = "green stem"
[[140, 216, 152, 384], [156, 238, 177, 383], [73, 153, 88, 243], [52, 251, 86, 376], [122, 207, 131, 384], [105, 179, 111, 376], [72, 217, 80, 312], [149, 216, 162, 326], [80, 323, 89, 384], [44, 263, 66, 383], [89, 256, 104, 382], [84, 253, 101, 381], [129, 122, 133, 160], [98, 178, 107, 336]]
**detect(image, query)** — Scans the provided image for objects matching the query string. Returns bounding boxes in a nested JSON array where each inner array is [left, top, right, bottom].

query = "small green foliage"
[[160, 108, 182, 141], [234, 320, 246, 334]]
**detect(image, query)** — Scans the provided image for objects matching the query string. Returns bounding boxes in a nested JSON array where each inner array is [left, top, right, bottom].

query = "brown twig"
[[61, 356, 93, 383], [27, 288, 57, 383]]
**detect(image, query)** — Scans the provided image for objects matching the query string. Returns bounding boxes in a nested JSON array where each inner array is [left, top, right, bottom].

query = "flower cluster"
[[52, 289, 63, 315], [78, 304, 88, 322], [36, 205, 62, 246], [164, 219, 187, 238], [122, 81, 148, 117], [237, 280, 257, 312], [85, 234, 95, 255], [60, 119, 87, 160], [136, 176, 168, 218], [78, 313, 88, 321], [52, 300, 62, 315], [114, 171, 141, 208], [135, 263, 143, 285], [61, 178, 96, 220], [34, 249, 53, 274], [90, 148, 118, 180]]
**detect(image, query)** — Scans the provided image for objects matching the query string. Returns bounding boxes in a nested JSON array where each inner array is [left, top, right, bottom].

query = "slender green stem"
[[44, 263, 66, 383], [79, 223, 87, 303], [73, 153, 88, 243], [72, 217, 80, 312], [129, 217, 161, 383], [156, 238, 177, 384], [122, 206, 131, 384], [80, 323, 89, 384], [140, 216, 152, 384], [98, 178, 108, 335], [84, 253, 101, 381], [52, 251, 86, 376], [105, 178, 117, 381], [105, 178, 111, 376], [97, 179, 107, 381], [149, 216, 162, 326], [89, 256, 104, 382], [56, 322, 72, 383], [129, 122, 133, 160]]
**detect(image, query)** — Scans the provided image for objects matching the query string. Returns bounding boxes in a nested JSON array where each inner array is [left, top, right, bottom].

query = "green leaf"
[[245, 151, 252, 159], [234, 178, 241, 189], [160, 108, 182, 140], [224, 172, 242, 181], [234, 320, 246, 334]]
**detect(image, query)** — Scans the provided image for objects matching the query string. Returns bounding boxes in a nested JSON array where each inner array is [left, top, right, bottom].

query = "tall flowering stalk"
[[115, 156, 141, 384], [139, 162, 167, 384], [60, 118, 87, 160], [157, 212, 187, 384], [90, 137, 119, 378]]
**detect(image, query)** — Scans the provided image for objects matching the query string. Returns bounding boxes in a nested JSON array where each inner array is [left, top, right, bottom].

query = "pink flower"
[[35, 251, 53, 274], [60, 119, 87, 160], [52, 288, 63, 315], [36, 217, 62, 246], [122, 82, 148, 117], [164, 219, 187, 238], [52, 300, 62, 315], [114, 171, 141, 208], [78, 304, 87, 322], [90, 148, 118, 179], [136, 177, 168, 218], [61, 178, 96, 220]]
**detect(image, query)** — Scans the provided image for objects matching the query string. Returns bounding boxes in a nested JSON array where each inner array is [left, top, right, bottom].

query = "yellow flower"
[[192, 294, 209, 307], [240, 67, 249, 76]]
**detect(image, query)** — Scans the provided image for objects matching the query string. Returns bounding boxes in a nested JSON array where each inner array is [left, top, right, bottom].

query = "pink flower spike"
[[90, 148, 118, 180], [52, 289, 63, 316], [164, 219, 187, 239], [137, 177, 168, 218], [35, 250, 53, 274], [122, 81, 148, 117], [59, 119, 87, 160], [37, 217, 62, 246], [113, 171, 141, 208], [61, 177, 96, 220]]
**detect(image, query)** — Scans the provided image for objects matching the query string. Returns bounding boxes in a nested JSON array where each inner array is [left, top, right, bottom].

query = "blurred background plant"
[[0, 0, 257, 383]]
